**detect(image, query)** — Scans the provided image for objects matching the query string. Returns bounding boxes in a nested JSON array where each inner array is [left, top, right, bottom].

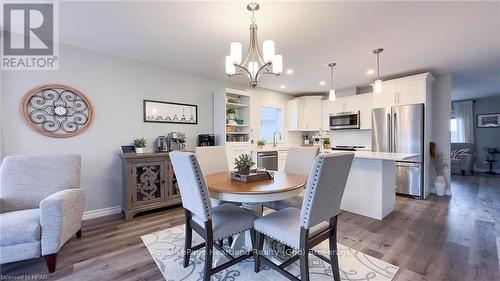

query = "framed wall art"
[[21, 84, 94, 138], [477, 113, 500, 128], [143, 100, 198, 124]]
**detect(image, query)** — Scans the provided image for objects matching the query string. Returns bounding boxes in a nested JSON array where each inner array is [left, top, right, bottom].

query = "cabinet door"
[[131, 161, 166, 207], [287, 99, 300, 130], [354, 93, 374, 130], [397, 78, 426, 105], [167, 160, 181, 200], [278, 150, 288, 171], [373, 83, 397, 108], [227, 143, 251, 169], [303, 98, 322, 130]]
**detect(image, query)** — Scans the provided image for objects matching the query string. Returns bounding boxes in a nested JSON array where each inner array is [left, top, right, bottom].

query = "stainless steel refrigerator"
[[372, 104, 424, 197]]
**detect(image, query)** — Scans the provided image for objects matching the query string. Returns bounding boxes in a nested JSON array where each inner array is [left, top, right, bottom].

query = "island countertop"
[[325, 150, 419, 161]]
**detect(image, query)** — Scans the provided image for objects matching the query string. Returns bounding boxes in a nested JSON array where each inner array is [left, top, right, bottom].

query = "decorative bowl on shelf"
[[235, 118, 244, 125]]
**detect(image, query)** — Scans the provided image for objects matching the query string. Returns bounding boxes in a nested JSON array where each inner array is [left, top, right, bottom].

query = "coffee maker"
[[155, 136, 168, 152], [167, 132, 186, 151], [198, 134, 215, 147]]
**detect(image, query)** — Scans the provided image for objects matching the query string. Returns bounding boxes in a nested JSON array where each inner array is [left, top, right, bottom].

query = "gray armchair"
[[0, 154, 85, 273], [450, 143, 475, 175]]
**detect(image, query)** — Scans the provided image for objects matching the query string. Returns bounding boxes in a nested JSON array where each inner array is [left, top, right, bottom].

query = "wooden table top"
[[205, 171, 306, 195]]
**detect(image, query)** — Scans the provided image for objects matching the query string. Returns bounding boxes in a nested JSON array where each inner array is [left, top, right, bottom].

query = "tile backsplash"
[[327, 129, 372, 150]]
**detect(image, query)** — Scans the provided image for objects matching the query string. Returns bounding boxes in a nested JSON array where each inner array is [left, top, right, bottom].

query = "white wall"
[[1, 45, 289, 212], [431, 74, 452, 193]]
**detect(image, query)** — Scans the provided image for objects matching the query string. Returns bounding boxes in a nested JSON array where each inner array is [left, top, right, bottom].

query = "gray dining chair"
[[169, 151, 256, 281], [264, 147, 319, 210], [195, 146, 229, 208], [253, 152, 354, 281]]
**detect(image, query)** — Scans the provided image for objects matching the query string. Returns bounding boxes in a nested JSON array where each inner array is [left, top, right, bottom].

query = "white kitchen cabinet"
[[226, 142, 252, 170], [277, 150, 288, 171], [372, 74, 428, 108], [287, 96, 322, 131]]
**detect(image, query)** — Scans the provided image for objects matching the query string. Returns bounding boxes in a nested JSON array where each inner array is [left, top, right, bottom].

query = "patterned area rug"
[[141, 225, 398, 281]]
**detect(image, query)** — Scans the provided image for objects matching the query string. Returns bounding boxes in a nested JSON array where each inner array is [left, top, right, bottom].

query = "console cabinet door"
[[130, 161, 166, 207], [167, 159, 181, 200]]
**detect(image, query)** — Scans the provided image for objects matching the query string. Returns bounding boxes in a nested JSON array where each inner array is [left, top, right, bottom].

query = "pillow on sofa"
[[451, 148, 470, 159]]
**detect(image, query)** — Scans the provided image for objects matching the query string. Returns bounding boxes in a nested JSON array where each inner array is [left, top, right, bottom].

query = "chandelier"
[[225, 2, 283, 88]]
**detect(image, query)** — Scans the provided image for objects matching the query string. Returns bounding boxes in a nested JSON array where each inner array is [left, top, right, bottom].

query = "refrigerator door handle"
[[393, 112, 397, 153], [387, 113, 392, 152]]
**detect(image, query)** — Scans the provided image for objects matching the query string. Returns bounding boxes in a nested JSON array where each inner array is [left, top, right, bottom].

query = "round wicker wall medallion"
[[21, 84, 93, 138]]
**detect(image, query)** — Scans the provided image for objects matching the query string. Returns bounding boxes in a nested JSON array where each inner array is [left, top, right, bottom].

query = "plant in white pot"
[[133, 137, 147, 153], [234, 154, 255, 175], [431, 143, 448, 196], [226, 108, 236, 121]]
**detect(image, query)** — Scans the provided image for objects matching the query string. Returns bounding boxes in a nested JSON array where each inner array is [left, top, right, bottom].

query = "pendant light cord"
[[331, 66, 334, 88], [377, 52, 380, 80]]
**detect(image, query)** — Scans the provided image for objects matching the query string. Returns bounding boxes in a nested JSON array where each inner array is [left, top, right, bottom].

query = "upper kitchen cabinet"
[[322, 93, 373, 130], [372, 73, 435, 108], [287, 96, 322, 131]]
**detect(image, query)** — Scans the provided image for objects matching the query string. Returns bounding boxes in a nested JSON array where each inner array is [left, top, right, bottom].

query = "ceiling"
[[56, 1, 500, 97]]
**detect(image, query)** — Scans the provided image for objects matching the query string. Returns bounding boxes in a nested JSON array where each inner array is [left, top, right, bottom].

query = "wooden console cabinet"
[[121, 152, 181, 220]]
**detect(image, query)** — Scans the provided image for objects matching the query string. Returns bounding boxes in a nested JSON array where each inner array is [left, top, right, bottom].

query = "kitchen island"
[[331, 151, 418, 220]]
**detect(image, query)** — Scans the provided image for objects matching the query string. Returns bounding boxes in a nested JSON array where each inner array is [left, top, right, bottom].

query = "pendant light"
[[328, 62, 336, 101], [372, 48, 384, 94]]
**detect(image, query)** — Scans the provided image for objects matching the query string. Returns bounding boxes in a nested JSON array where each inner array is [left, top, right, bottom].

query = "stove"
[[331, 145, 366, 151]]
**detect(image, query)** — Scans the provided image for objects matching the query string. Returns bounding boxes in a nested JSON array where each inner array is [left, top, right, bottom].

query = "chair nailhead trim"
[[190, 155, 212, 220]]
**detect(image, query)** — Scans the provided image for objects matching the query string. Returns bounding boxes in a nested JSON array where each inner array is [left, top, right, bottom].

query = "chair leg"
[[75, 229, 82, 239], [184, 223, 193, 268], [203, 221, 214, 281], [228, 236, 234, 246], [299, 251, 310, 281], [253, 231, 264, 273], [299, 228, 310, 281], [44, 253, 57, 273], [329, 217, 340, 281]]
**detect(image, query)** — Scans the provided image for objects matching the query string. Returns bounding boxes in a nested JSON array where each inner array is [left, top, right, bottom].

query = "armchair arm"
[[40, 189, 85, 255], [459, 153, 475, 171]]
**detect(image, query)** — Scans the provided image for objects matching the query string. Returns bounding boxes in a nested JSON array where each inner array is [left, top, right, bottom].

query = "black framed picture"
[[143, 99, 198, 124], [477, 113, 500, 128], [121, 145, 136, 154]]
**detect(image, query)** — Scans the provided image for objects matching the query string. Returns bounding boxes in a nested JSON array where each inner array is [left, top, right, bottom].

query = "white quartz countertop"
[[330, 151, 419, 161], [251, 145, 290, 152]]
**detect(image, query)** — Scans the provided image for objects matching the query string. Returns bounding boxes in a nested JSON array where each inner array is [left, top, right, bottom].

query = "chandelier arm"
[[255, 62, 272, 80], [234, 64, 253, 80]]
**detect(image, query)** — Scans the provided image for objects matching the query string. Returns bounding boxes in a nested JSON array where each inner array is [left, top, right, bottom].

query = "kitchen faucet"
[[273, 131, 282, 148]]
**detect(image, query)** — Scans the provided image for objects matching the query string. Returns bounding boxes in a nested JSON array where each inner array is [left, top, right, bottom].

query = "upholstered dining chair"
[[0, 154, 85, 273], [264, 147, 319, 210], [169, 151, 256, 281], [253, 152, 354, 281], [195, 146, 229, 207]]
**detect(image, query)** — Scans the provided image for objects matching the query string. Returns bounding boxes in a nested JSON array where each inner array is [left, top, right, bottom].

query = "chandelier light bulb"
[[230, 42, 242, 64], [263, 40, 275, 63], [272, 55, 283, 74]]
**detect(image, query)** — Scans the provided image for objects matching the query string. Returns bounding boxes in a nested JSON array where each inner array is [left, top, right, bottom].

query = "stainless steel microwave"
[[329, 111, 360, 130]]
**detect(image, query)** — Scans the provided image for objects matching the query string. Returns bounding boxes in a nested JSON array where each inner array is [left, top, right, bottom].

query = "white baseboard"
[[473, 168, 500, 174], [82, 206, 122, 220]]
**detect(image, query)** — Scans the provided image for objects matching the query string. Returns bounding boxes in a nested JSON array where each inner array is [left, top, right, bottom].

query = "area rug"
[[141, 225, 398, 281]]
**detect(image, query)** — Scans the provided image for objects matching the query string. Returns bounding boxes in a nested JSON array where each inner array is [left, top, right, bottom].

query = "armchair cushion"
[[254, 207, 329, 248], [192, 203, 256, 241], [40, 189, 85, 255], [0, 209, 40, 246]]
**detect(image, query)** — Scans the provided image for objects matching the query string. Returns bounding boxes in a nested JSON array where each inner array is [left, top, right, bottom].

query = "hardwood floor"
[[1, 173, 499, 281]]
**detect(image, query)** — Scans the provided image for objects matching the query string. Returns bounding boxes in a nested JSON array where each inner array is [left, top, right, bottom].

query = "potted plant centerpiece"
[[483, 146, 499, 161], [257, 139, 266, 149], [234, 154, 255, 175], [133, 137, 147, 153]]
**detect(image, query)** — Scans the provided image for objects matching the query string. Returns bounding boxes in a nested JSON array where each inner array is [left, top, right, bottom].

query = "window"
[[260, 106, 283, 141], [450, 118, 458, 142]]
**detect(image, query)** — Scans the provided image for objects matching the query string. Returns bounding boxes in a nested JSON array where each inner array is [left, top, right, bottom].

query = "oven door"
[[329, 111, 360, 130]]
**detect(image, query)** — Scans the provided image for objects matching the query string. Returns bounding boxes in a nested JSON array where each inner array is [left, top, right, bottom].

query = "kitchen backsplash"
[[327, 129, 372, 150]]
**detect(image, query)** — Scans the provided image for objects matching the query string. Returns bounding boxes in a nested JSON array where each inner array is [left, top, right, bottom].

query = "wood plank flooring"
[[1, 173, 499, 281]]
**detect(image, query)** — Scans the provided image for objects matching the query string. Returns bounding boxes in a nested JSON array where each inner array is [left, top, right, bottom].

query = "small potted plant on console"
[[133, 137, 147, 153]]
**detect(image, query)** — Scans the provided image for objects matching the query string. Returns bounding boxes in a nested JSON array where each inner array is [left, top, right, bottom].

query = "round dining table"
[[204, 171, 307, 264], [205, 171, 306, 216]]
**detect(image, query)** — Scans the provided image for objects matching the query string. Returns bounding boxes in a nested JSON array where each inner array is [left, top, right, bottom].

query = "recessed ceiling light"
[[280, 85, 286, 89], [319, 81, 326, 86], [286, 69, 294, 75], [366, 69, 375, 75]]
